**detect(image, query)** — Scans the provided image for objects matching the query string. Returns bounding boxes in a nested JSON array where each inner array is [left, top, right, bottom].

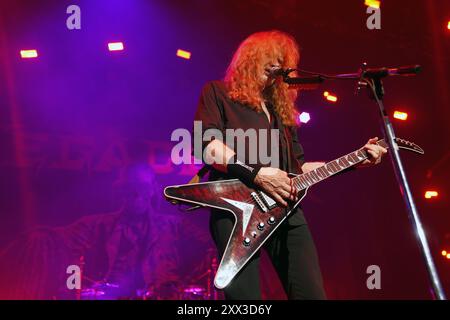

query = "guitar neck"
[[293, 139, 389, 190]]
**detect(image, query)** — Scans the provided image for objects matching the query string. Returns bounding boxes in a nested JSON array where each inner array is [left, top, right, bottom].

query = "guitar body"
[[164, 138, 422, 289], [164, 178, 308, 289]]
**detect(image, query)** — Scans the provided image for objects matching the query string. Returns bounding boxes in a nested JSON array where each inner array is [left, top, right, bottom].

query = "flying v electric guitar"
[[164, 138, 423, 289]]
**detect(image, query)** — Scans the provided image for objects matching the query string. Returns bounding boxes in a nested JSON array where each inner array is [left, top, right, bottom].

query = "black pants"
[[210, 209, 326, 300]]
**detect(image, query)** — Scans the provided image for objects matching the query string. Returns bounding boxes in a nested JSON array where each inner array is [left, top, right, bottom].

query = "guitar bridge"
[[251, 192, 268, 213], [258, 191, 277, 210]]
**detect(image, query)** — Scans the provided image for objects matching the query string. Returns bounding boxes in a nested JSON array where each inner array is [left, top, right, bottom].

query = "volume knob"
[[243, 237, 251, 246], [257, 222, 265, 231], [268, 216, 275, 225]]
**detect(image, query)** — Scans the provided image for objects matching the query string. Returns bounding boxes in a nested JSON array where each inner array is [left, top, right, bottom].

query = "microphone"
[[265, 66, 292, 78], [265, 66, 324, 89], [265, 66, 324, 83]]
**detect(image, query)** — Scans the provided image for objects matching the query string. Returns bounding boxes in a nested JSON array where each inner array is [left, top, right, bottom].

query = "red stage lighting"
[[323, 91, 337, 103], [20, 49, 38, 59], [393, 111, 408, 121], [365, 0, 380, 9], [424, 190, 439, 199], [108, 42, 124, 51], [442, 250, 447, 256], [447, 21, 450, 30], [176, 49, 191, 60]]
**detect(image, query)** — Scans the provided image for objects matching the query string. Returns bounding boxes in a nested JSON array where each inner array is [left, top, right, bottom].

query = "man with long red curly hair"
[[194, 30, 386, 300]]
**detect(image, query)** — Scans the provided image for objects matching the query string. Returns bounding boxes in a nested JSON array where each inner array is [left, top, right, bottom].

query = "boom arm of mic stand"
[[282, 75, 325, 90], [304, 63, 446, 299]]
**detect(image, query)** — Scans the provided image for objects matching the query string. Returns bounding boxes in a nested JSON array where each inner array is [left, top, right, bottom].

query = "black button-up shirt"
[[193, 80, 307, 225]]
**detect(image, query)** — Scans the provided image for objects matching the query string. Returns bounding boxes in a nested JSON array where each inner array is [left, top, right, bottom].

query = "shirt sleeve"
[[192, 81, 226, 160], [290, 126, 306, 170]]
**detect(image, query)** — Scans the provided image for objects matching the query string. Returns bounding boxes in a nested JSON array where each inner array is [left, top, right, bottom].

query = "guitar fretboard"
[[293, 139, 388, 190]]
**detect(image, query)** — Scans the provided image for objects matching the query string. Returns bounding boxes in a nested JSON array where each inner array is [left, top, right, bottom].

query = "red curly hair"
[[224, 30, 300, 126]]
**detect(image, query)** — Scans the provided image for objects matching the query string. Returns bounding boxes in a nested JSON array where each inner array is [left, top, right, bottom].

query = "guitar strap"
[[284, 126, 294, 172], [284, 126, 303, 174]]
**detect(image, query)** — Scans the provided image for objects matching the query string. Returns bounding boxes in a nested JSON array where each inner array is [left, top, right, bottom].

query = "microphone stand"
[[285, 63, 446, 300]]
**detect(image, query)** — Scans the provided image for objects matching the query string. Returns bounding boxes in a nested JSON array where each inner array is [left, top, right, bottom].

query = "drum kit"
[[135, 283, 209, 300], [135, 248, 223, 300], [79, 248, 223, 300]]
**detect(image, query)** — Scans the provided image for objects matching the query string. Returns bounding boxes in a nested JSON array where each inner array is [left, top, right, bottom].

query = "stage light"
[[424, 191, 438, 199], [176, 49, 191, 60], [326, 95, 337, 102], [323, 91, 337, 103], [447, 254, 450, 260], [20, 49, 38, 59], [393, 111, 408, 121], [299, 112, 310, 124], [365, 0, 380, 9], [442, 250, 447, 256], [108, 42, 124, 51], [447, 21, 450, 30]]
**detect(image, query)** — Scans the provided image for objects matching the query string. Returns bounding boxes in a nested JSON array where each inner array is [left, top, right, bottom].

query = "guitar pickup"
[[258, 191, 277, 210], [251, 192, 268, 213]]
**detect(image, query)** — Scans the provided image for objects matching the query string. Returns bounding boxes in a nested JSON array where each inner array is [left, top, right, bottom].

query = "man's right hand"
[[254, 167, 297, 207], [204, 140, 298, 206]]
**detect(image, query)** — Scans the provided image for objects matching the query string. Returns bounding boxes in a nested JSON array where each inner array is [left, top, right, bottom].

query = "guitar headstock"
[[376, 137, 424, 155], [395, 137, 424, 155]]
